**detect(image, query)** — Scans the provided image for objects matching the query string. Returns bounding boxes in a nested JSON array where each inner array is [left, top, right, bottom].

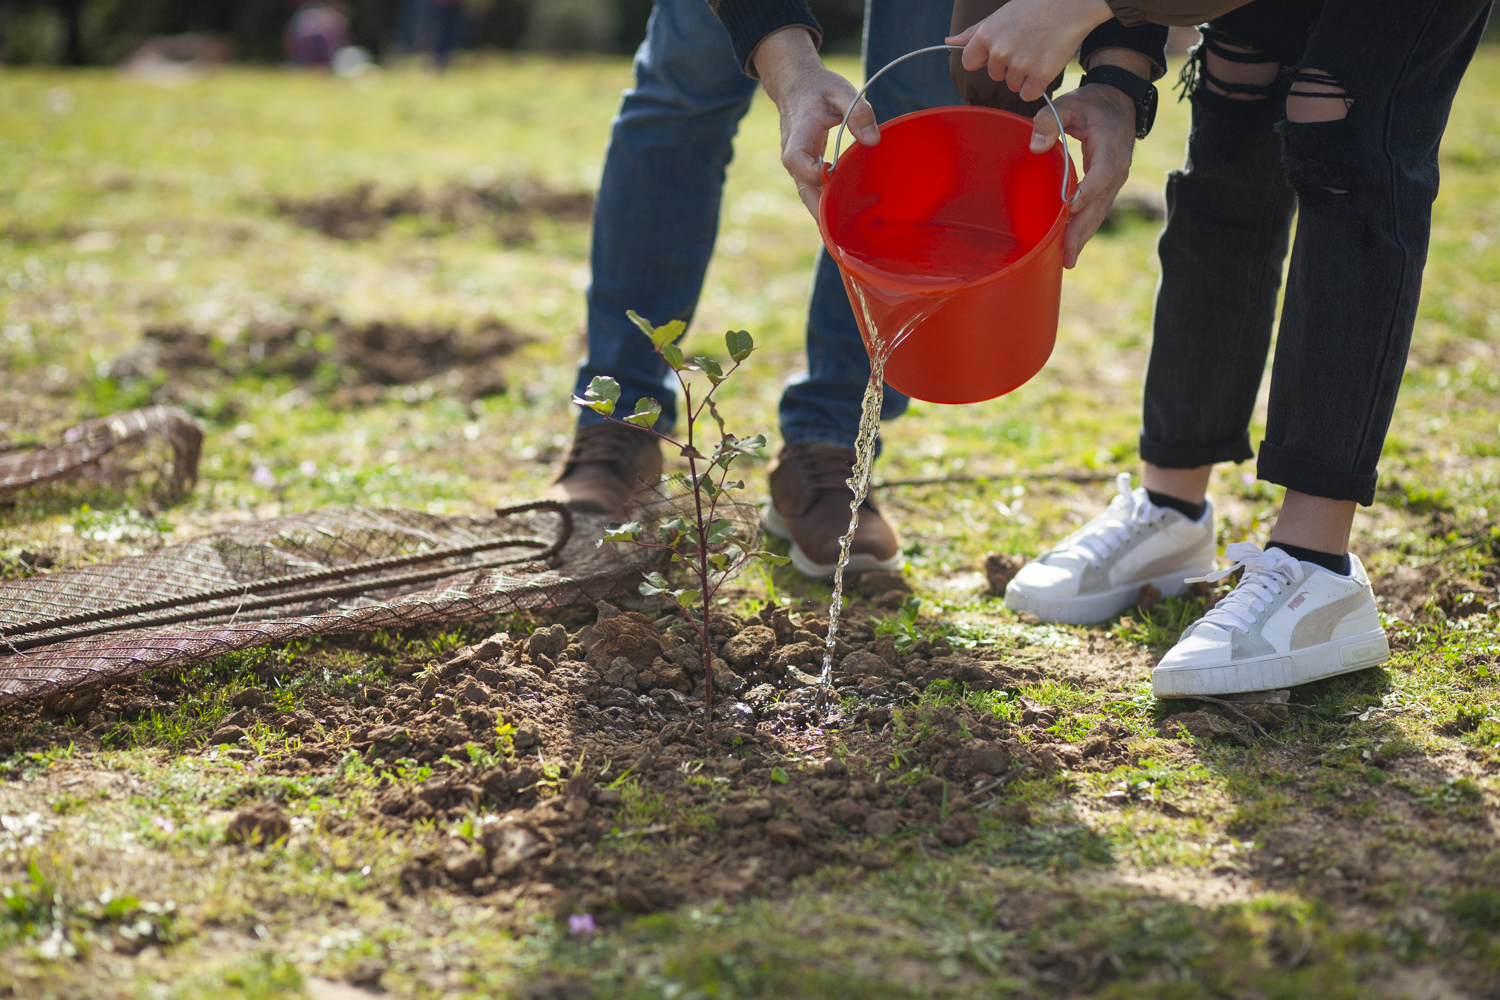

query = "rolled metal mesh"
[[0, 405, 202, 502], [0, 478, 761, 708]]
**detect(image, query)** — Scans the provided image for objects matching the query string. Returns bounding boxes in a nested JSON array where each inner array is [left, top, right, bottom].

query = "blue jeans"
[[575, 0, 961, 448]]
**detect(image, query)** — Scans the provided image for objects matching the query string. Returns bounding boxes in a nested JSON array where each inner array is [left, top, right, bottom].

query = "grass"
[[0, 47, 1498, 998]]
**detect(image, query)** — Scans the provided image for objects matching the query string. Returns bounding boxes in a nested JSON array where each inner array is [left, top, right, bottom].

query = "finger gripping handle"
[[830, 43, 1078, 208]]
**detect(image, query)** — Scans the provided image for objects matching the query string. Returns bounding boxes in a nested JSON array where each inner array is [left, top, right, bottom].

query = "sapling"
[[572, 311, 789, 717]]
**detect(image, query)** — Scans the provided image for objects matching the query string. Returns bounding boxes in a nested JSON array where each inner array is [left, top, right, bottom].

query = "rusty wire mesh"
[[0, 478, 761, 708], [0, 405, 202, 502]]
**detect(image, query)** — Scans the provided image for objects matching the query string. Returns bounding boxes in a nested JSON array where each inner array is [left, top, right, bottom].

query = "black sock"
[[1271, 541, 1351, 576], [1145, 489, 1206, 521]]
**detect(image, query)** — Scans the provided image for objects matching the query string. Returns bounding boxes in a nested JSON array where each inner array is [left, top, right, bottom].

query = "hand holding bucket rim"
[[826, 44, 1080, 210]]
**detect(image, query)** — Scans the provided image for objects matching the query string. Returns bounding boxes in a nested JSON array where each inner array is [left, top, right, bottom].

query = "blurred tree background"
[[0, 0, 866, 66]]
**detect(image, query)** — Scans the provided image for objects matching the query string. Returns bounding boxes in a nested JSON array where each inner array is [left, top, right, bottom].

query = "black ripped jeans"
[[1139, 0, 1493, 505]]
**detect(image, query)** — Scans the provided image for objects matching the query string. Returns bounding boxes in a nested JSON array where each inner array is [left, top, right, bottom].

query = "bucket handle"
[[829, 43, 1079, 209]]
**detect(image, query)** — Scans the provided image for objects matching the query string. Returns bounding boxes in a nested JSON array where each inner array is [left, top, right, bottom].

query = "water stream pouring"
[[818, 44, 1078, 404], [811, 46, 1079, 695]]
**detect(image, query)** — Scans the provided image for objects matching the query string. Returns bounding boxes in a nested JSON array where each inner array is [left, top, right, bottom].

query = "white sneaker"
[[1151, 542, 1389, 697], [1004, 473, 1216, 625]]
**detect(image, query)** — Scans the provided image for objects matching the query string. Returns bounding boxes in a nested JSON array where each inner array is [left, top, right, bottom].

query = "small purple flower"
[[252, 465, 276, 488], [568, 913, 595, 936]]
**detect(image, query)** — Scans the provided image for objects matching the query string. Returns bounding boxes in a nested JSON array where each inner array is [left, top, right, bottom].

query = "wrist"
[[1079, 61, 1159, 138], [1081, 46, 1154, 79], [749, 25, 820, 88], [1074, 0, 1116, 34]]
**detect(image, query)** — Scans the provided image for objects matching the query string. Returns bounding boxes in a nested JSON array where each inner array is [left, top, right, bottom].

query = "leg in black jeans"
[[1143, 0, 1492, 510], [1139, 29, 1298, 472], [1260, 0, 1494, 504]]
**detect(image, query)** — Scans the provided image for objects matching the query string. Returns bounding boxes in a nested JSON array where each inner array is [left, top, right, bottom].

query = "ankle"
[[1146, 490, 1206, 521], [1269, 540, 1350, 576]]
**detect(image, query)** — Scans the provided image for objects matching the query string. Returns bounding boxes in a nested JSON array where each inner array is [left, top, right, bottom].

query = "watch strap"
[[1081, 64, 1158, 140]]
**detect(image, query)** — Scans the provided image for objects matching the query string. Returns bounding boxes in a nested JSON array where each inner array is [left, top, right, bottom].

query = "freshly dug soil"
[[109, 315, 525, 404], [274, 177, 594, 243], [0, 596, 1155, 927]]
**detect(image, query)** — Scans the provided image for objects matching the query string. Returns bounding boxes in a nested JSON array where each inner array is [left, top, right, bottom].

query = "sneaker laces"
[[1050, 473, 1166, 568], [1187, 541, 1304, 634], [791, 444, 858, 493], [564, 422, 650, 468]]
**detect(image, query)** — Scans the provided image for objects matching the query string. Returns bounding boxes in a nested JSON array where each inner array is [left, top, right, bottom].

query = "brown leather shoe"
[[546, 423, 662, 520], [765, 442, 902, 580]]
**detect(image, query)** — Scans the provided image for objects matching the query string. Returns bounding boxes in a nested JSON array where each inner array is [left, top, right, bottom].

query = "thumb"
[[845, 96, 880, 146], [1030, 108, 1061, 154], [944, 25, 977, 46]]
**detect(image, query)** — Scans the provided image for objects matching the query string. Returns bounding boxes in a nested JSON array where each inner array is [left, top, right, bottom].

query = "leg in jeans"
[[1261, 0, 1494, 554], [1138, 6, 1309, 506], [575, 0, 757, 435], [777, 0, 962, 451]]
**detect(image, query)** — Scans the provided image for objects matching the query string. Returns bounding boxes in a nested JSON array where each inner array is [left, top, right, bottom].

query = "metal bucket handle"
[[828, 43, 1079, 208]]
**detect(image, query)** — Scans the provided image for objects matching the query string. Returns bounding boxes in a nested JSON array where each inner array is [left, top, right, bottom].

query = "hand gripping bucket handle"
[[830, 43, 1080, 209]]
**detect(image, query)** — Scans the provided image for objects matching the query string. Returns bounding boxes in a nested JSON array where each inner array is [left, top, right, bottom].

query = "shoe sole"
[[1004, 569, 1209, 626], [1151, 628, 1390, 697], [763, 504, 904, 582]]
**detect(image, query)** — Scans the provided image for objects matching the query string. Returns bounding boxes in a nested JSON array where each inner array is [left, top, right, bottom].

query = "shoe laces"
[[790, 445, 858, 493], [1188, 541, 1304, 634], [565, 422, 649, 468], [1051, 473, 1166, 568]]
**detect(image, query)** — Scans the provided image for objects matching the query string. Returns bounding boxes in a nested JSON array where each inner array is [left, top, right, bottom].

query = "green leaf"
[[692, 356, 725, 384], [658, 515, 691, 544], [571, 375, 620, 417], [704, 519, 737, 546], [670, 588, 701, 608], [627, 310, 687, 350], [751, 551, 792, 567], [660, 341, 686, 370], [680, 444, 707, 461], [639, 571, 671, 596], [704, 398, 728, 436], [770, 766, 789, 785], [709, 553, 729, 570], [623, 397, 662, 430], [725, 329, 754, 362], [601, 521, 642, 543]]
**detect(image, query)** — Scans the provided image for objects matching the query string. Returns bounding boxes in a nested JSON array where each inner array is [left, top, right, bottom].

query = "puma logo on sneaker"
[[1004, 473, 1215, 625], [1152, 542, 1388, 697]]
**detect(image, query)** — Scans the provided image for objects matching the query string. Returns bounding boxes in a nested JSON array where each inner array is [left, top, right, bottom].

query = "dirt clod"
[[1135, 583, 1163, 612], [226, 802, 291, 846], [1161, 711, 1251, 746], [938, 812, 979, 847], [984, 553, 1026, 596]]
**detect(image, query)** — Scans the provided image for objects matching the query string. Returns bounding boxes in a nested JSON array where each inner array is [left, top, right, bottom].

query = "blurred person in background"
[[422, 0, 467, 69], [284, 0, 351, 67]]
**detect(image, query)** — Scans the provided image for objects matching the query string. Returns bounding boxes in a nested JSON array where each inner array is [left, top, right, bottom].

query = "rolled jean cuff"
[[1138, 432, 1253, 469], [1256, 440, 1378, 506]]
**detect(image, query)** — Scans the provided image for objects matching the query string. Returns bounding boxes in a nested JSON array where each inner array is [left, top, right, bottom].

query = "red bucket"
[[818, 98, 1076, 404]]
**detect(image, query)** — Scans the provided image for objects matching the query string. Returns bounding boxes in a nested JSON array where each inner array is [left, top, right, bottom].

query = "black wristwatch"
[[1080, 64, 1158, 139]]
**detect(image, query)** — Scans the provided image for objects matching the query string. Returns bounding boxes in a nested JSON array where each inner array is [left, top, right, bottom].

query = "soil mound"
[[0, 599, 1150, 929], [274, 177, 594, 243], [109, 316, 525, 405]]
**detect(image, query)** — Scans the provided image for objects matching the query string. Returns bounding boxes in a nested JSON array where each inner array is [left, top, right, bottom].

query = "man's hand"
[[1030, 81, 1137, 268], [752, 27, 877, 217], [947, 0, 1113, 103]]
